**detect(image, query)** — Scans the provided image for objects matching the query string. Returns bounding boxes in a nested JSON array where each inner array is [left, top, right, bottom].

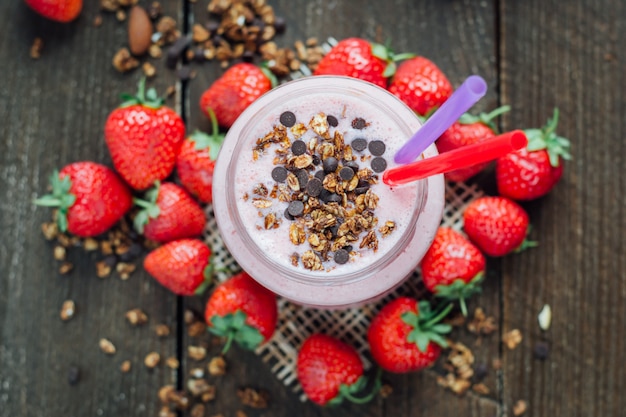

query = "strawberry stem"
[[336, 367, 383, 405], [33, 171, 76, 233], [434, 273, 484, 317], [119, 77, 165, 109]]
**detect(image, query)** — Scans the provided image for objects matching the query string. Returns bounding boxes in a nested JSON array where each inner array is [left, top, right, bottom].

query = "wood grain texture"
[[0, 1, 183, 416], [499, 0, 626, 416]]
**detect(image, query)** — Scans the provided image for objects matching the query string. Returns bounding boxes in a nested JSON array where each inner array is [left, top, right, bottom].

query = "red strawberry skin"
[[25, 0, 82, 22], [437, 122, 495, 182], [205, 272, 277, 341], [367, 297, 442, 373], [388, 56, 453, 116], [313, 38, 388, 88], [104, 104, 185, 190], [144, 238, 211, 295], [59, 162, 132, 237], [496, 147, 564, 201], [463, 196, 530, 257], [199, 63, 272, 128], [297, 334, 363, 406], [176, 137, 217, 204], [421, 227, 486, 292], [142, 182, 206, 243]]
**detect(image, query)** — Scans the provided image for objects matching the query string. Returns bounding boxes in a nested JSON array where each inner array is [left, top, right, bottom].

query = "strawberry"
[[388, 56, 453, 116], [176, 110, 224, 204], [133, 182, 206, 243], [105, 78, 185, 190], [144, 238, 213, 296], [421, 227, 486, 316], [199, 63, 274, 129], [205, 272, 277, 353], [35, 161, 132, 237], [367, 297, 452, 373], [313, 38, 412, 88], [25, 0, 82, 22], [436, 106, 511, 182], [297, 334, 380, 406], [463, 196, 537, 257], [496, 108, 571, 200]]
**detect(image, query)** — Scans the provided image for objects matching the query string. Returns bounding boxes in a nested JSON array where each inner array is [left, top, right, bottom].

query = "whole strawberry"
[[35, 161, 132, 237], [133, 182, 206, 243], [25, 0, 82, 22], [105, 79, 185, 190], [199, 63, 273, 129], [421, 227, 486, 316], [463, 196, 536, 257], [144, 238, 213, 295], [313, 38, 412, 88], [176, 111, 224, 204], [205, 272, 277, 353], [496, 108, 571, 200], [436, 106, 510, 182], [388, 56, 453, 116], [367, 297, 452, 373], [297, 334, 379, 406]]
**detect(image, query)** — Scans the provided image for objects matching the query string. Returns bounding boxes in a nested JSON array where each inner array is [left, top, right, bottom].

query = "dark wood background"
[[1, 0, 624, 416]]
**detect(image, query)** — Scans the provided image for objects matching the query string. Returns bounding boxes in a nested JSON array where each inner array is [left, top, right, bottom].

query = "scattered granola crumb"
[[116, 262, 136, 280], [158, 407, 175, 417], [60, 300, 76, 321], [155, 324, 171, 337], [41, 222, 58, 240], [142, 62, 157, 78], [187, 379, 215, 398], [492, 358, 502, 370], [538, 304, 552, 331], [436, 373, 471, 395], [93, 15, 103, 27], [125, 308, 148, 325], [53, 245, 66, 260], [467, 307, 498, 335], [187, 321, 206, 337], [237, 387, 269, 408], [145, 352, 161, 368], [188, 345, 207, 361], [149, 44, 163, 58], [190, 367, 204, 379], [379, 383, 393, 398], [116, 9, 127, 21], [208, 356, 226, 376], [437, 341, 475, 395], [30, 37, 43, 59], [165, 356, 180, 369], [502, 329, 523, 350], [236, 411, 247, 417], [513, 399, 528, 416], [472, 383, 490, 395], [59, 262, 74, 275], [158, 385, 175, 403], [120, 360, 132, 373], [99, 338, 116, 355], [190, 404, 205, 417], [96, 260, 112, 278], [113, 47, 140, 73], [83, 237, 99, 251]]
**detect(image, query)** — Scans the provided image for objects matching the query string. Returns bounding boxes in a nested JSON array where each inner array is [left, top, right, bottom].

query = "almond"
[[128, 6, 153, 56]]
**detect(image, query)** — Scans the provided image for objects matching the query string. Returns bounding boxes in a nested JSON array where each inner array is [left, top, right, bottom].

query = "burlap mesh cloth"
[[203, 180, 484, 399]]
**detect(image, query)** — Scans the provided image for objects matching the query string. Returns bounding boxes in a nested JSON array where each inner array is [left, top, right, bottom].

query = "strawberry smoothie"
[[213, 76, 444, 308]]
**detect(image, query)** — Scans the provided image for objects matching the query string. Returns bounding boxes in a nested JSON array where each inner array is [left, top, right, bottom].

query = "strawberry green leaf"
[[132, 182, 162, 234], [370, 43, 390, 61], [328, 368, 383, 406], [401, 301, 453, 352], [33, 171, 76, 233], [209, 310, 265, 354], [258, 64, 278, 88], [190, 107, 225, 160], [458, 105, 511, 133], [119, 77, 165, 109], [382, 61, 397, 78], [434, 273, 484, 316], [525, 108, 571, 167]]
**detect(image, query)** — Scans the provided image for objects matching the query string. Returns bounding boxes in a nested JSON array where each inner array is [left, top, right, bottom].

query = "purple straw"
[[394, 75, 488, 165]]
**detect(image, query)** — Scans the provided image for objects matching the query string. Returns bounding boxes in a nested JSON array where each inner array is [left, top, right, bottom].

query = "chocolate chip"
[[176, 65, 193, 81], [533, 341, 550, 360], [343, 245, 353, 252], [351, 138, 368, 152], [339, 166, 355, 181], [312, 154, 321, 165], [355, 179, 370, 195], [306, 178, 323, 197], [119, 243, 143, 262], [324, 192, 342, 203], [344, 160, 359, 172], [103, 255, 118, 268], [273, 16, 286, 34], [314, 170, 325, 182], [166, 36, 191, 69], [326, 115, 338, 127], [351, 117, 368, 129], [371, 157, 387, 173], [242, 50, 254, 63], [68, 365, 81, 386], [287, 200, 304, 217], [296, 169, 309, 188], [283, 208, 294, 221], [334, 249, 349, 264], [473, 363, 488, 381], [322, 157, 338, 174], [279, 111, 296, 127], [271, 166, 288, 182], [368, 140, 386, 156], [291, 140, 307, 156], [328, 224, 339, 238]]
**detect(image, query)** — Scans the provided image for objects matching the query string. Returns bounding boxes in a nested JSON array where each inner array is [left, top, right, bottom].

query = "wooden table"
[[1, 0, 624, 416]]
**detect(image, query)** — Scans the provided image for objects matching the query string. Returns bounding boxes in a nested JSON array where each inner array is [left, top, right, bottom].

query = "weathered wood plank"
[[183, 1, 501, 415], [0, 1, 184, 416], [499, 0, 626, 416]]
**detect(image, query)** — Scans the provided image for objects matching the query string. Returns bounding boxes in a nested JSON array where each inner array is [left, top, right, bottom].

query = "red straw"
[[383, 130, 528, 186]]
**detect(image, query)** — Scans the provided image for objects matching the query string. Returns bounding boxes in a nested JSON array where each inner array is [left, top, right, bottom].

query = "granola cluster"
[[246, 111, 396, 271]]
